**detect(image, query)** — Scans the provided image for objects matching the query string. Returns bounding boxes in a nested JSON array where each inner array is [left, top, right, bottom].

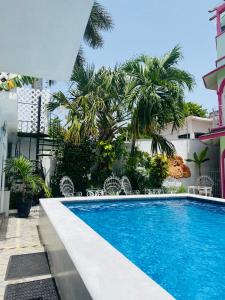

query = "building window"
[[221, 11, 225, 33], [178, 134, 190, 139]]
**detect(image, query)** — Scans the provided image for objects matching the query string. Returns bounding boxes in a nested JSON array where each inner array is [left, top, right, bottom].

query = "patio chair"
[[103, 175, 122, 195], [196, 175, 214, 197], [59, 176, 74, 197], [121, 176, 132, 195]]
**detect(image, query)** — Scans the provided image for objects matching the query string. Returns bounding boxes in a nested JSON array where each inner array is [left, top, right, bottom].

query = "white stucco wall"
[[0, 91, 17, 214], [162, 117, 213, 140], [42, 157, 57, 186], [0, 91, 17, 142], [0, 0, 94, 81]]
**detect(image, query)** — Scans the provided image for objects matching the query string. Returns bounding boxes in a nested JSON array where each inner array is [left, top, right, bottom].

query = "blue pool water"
[[65, 199, 225, 299]]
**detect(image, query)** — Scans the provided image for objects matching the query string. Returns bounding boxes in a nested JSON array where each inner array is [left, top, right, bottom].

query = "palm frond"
[[161, 45, 183, 69], [151, 133, 175, 157], [84, 1, 113, 49], [4, 156, 51, 197]]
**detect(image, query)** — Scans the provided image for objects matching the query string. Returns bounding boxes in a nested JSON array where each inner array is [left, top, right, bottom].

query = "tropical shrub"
[[51, 139, 96, 196], [176, 185, 186, 194], [5, 156, 51, 200], [92, 136, 128, 186], [125, 152, 169, 191], [148, 155, 169, 188]]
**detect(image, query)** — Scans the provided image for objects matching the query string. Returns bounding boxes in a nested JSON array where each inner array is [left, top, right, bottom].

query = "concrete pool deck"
[[0, 207, 51, 299]]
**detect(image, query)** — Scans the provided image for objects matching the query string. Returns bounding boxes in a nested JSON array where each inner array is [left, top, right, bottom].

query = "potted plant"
[[4, 156, 51, 218]]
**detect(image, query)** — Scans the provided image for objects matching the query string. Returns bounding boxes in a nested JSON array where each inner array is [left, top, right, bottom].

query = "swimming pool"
[[65, 198, 225, 299]]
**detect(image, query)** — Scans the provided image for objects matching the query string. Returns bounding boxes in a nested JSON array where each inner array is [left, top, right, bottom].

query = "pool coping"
[[39, 194, 224, 300]]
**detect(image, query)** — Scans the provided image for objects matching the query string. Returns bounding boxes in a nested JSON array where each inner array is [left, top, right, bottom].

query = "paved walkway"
[[0, 207, 50, 299]]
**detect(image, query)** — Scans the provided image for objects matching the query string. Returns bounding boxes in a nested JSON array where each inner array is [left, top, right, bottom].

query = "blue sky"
[[54, 0, 220, 112]]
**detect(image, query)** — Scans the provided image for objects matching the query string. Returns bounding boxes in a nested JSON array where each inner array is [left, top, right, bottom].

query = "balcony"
[[17, 88, 51, 136]]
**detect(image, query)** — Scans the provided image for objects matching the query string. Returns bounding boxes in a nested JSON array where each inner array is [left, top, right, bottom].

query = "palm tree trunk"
[[131, 133, 136, 156], [198, 165, 201, 177], [131, 117, 138, 156]]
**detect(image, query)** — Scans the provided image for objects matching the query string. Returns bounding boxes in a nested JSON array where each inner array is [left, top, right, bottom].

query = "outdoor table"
[[86, 189, 104, 196]]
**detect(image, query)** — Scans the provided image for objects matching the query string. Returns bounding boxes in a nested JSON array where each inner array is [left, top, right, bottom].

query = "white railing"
[[17, 87, 51, 134]]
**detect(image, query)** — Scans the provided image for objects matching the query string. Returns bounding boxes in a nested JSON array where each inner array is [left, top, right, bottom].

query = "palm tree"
[[122, 45, 195, 156], [186, 147, 210, 176], [76, 1, 113, 67], [32, 1, 113, 89], [48, 66, 129, 144]]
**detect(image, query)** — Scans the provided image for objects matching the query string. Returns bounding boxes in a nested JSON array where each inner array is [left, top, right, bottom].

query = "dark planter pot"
[[17, 200, 32, 218]]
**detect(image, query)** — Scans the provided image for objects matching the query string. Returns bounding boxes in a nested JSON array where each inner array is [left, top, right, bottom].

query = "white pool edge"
[[39, 194, 224, 300]]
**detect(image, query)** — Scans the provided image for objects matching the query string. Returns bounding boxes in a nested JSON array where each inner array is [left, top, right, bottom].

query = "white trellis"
[[17, 88, 51, 134]]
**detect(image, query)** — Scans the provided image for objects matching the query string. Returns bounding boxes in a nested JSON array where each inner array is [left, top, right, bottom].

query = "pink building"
[[201, 2, 225, 198]]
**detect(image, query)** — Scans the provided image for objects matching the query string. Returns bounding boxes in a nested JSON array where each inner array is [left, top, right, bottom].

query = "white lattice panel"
[[17, 88, 51, 134]]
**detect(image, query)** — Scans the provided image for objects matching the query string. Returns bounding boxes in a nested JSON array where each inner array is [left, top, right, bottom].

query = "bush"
[[148, 155, 169, 188], [125, 151, 168, 191], [51, 139, 96, 196], [176, 185, 186, 194], [92, 137, 128, 186]]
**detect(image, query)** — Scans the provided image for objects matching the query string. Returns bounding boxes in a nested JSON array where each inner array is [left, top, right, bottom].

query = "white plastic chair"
[[196, 176, 214, 197]]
